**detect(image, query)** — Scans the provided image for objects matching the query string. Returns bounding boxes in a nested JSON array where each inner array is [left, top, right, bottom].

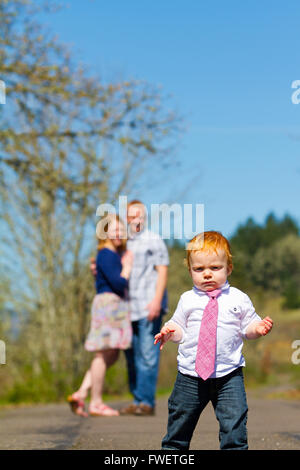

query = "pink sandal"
[[89, 403, 119, 417], [67, 394, 88, 417]]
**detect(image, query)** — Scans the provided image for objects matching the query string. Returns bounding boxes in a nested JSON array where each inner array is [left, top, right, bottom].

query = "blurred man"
[[120, 200, 169, 415]]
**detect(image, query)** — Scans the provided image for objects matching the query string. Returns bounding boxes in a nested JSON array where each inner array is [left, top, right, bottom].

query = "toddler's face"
[[189, 249, 232, 292]]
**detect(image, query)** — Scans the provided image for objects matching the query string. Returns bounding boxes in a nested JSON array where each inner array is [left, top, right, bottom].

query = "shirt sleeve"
[[97, 249, 128, 297], [165, 296, 186, 343], [153, 237, 169, 266], [240, 294, 262, 338]]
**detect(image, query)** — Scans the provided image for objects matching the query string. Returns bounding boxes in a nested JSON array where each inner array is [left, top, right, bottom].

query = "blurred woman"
[[68, 214, 133, 416]]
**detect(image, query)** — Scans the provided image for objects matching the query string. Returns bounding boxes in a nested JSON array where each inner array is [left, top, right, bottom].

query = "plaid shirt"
[[127, 228, 169, 321]]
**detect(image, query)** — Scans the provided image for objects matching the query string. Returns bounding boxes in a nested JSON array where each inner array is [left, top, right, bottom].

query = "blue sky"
[[39, 0, 300, 239]]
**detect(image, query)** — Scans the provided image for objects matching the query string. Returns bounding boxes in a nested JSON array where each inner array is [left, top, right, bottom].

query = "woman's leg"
[[68, 369, 92, 417], [90, 349, 119, 407], [75, 369, 92, 400]]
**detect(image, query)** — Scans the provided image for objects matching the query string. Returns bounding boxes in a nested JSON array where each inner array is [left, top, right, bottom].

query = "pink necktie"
[[195, 288, 222, 380]]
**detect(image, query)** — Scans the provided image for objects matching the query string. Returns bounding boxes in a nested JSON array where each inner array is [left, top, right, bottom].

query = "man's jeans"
[[162, 368, 248, 450], [124, 312, 163, 408]]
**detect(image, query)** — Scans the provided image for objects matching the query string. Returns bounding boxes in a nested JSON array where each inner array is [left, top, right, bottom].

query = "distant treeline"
[[167, 212, 300, 309], [229, 212, 300, 308]]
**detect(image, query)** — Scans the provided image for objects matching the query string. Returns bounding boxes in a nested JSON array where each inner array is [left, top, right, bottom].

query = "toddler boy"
[[155, 231, 273, 450]]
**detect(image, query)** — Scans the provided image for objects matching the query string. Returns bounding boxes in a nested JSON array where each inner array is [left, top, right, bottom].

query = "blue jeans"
[[124, 312, 163, 408], [162, 368, 248, 450]]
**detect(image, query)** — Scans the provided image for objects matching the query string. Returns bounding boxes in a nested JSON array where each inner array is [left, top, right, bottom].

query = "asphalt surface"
[[0, 393, 299, 451]]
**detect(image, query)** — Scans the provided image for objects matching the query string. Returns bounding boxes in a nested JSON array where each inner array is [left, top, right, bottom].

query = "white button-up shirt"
[[167, 281, 261, 378], [127, 228, 169, 321]]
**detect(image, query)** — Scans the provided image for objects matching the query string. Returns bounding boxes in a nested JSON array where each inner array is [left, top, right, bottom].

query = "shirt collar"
[[192, 280, 230, 297]]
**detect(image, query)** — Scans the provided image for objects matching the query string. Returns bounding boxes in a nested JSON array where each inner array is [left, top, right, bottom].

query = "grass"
[[0, 258, 299, 405]]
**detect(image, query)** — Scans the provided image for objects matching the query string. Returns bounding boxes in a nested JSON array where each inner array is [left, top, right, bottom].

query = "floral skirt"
[[84, 293, 132, 351]]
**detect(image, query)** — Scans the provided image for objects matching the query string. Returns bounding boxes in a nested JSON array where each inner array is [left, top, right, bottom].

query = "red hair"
[[186, 231, 233, 270], [127, 199, 144, 210]]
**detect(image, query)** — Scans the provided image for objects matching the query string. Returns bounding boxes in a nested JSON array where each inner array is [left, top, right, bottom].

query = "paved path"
[[0, 393, 299, 450]]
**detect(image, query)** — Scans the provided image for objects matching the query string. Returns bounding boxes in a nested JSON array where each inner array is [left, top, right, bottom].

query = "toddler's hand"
[[255, 316, 273, 336], [154, 326, 175, 350]]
